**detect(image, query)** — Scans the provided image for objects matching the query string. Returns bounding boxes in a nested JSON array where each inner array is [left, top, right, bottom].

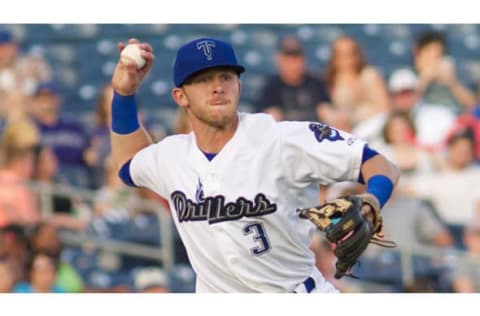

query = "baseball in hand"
[[120, 44, 146, 69]]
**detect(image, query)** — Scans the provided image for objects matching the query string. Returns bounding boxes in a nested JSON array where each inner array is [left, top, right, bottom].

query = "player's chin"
[[206, 110, 236, 128], [212, 104, 235, 116]]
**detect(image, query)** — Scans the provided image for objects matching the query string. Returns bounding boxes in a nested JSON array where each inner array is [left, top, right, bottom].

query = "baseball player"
[[109, 37, 400, 292]]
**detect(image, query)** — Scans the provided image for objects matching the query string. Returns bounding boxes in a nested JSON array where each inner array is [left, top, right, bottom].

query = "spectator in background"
[[0, 225, 32, 285], [408, 128, 480, 247], [387, 68, 424, 148], [0, 89, 32, 135], [0, 145, 40, 229], [324, 35, 390, 141], [373, 111, 436, 186], [444, 111, 480, 162], [451, 215, 480, 292], [388, 68, 419, 115], [32, 145, 65, 208], [30, 81, 92, 188], [0, 255, 16, 292], [0, 113, 40, 161], [0, 26, 51, 105], [256, 35, 331, 122], [31, 144, 90, 231], [414, 31, 476, 112], [86, 83, 114, 189], [412, 31, 476, 152], [29, 222, 84, 292], [13, 250, 66, 293], [387, 67, 449, 153]]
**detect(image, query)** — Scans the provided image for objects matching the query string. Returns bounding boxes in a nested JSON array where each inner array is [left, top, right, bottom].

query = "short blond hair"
[[0, 116, 39, 165], [1, 116, 39, 149]]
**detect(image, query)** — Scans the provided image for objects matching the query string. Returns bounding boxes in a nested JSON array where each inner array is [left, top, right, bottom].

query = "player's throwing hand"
[[111, 38, 155, 96]]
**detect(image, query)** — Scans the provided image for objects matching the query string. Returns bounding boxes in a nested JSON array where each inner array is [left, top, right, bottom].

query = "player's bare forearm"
[[111, 127, 152, 171], [360, 154, 400, 188]]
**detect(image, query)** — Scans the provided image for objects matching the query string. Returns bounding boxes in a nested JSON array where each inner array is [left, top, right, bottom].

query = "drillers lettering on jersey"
[[171, 191, 277, 224]]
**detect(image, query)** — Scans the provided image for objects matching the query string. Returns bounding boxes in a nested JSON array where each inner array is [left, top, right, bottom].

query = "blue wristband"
[[111, 91, 140, 134], [366, 175, 394, 208]]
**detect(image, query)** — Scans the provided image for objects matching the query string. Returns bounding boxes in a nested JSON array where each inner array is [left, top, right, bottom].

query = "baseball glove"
[[297, 194, 396, 279]]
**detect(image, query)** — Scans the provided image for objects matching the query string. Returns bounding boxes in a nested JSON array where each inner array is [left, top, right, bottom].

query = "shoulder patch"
[[309, 123, 344, 143]]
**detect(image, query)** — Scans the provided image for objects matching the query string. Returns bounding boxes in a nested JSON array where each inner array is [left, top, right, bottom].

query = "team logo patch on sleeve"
[[309, 123, 344, 143]]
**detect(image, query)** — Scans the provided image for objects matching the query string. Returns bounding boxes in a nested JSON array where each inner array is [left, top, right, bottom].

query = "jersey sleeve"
[[278, 121, 366, 185], [129, 143, 168, 198]]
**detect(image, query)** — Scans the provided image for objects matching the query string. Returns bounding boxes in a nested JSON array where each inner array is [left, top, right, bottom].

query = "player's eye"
[[195, 75, 210, 83], [220, 73, 233, 80]]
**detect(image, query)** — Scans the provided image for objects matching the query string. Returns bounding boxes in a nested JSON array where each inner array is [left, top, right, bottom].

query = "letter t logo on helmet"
[[196, 40, 216, 61]]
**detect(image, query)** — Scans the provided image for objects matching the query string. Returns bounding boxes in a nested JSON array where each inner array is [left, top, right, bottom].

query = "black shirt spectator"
[[256, 35, 331, 122]]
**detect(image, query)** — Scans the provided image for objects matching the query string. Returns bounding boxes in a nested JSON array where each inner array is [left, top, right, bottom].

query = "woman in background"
[[324, 36, 390, 137]]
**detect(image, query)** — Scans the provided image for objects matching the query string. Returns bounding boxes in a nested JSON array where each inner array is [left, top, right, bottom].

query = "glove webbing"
[[370, 235, 397, 248]]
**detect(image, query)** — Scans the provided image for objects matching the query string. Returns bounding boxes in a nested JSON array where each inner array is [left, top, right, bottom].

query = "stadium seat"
[[168, 264, 196, 293]]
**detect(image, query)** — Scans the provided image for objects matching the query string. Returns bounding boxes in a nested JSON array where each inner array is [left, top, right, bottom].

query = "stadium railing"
[[30, 181, 175, 272]]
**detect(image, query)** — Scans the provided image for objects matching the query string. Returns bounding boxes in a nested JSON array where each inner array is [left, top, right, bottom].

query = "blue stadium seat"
[[351, 251, 403, 289], [62, 246, 98, 276], [84, 268, 134, 290], [168, 264, 196, 293]]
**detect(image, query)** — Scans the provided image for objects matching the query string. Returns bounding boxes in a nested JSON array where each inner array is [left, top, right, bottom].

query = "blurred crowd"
[[1, 25, 480, 293]]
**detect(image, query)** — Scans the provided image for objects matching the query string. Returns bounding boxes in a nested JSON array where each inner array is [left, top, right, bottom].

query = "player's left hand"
[[297, 194, 396, 279]]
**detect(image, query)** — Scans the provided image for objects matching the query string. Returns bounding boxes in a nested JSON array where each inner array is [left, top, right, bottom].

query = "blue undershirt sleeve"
[[358, 145, 379, 184], [118, 159, 136, 187]]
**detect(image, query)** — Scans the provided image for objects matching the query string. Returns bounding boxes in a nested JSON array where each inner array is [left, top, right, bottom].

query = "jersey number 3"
[[243, 222, 271, 256]]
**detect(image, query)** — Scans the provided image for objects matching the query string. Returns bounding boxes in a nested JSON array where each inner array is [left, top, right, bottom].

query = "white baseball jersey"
[[129, 112, 366, 292]]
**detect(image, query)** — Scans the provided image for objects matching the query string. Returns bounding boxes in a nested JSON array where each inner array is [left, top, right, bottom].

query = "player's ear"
[[172, 87, 189, 108]]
